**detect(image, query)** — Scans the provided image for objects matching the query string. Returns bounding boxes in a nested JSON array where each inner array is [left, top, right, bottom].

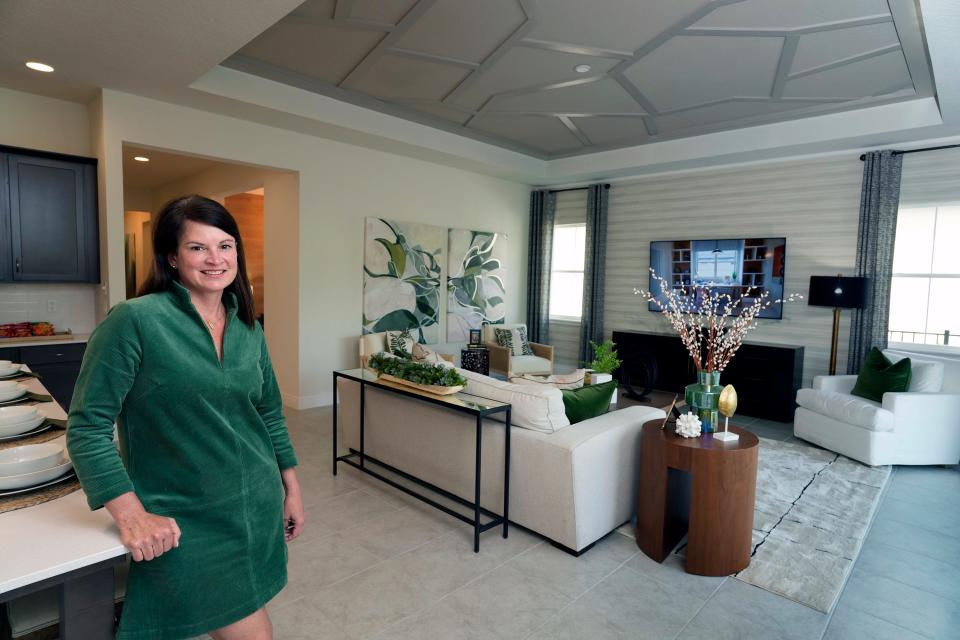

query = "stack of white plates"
[[0, 360, 23, 378], [0, 380, 28, 403], [0, 440, 73, 491], [0, 406, 47, 438]]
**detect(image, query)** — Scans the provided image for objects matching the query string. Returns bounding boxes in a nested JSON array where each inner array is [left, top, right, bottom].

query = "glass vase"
[[685, 371, 721, 433]]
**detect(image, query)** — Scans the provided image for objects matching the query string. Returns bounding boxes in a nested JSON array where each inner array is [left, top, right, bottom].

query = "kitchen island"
[[0, 372, 125, 639]]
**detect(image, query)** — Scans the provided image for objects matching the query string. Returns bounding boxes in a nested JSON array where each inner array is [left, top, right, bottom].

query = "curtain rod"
[[548, 183, 611, 193], [858, 143, 960, 161]]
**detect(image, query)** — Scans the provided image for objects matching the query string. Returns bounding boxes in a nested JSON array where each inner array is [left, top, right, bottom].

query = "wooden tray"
[[0, 332, 74, 343], [379, 374, 463, 395]]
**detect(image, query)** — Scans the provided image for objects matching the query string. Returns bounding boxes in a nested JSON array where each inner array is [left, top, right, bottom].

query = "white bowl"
[[0, 441, 66, 477], [0, 380, 20, 392], [0, 406, 38, 426], [0, 459, 73, 491], [0, 413, 46, 438], [0, 364, 21, 377], [0, 360, 11, 369], [0, 384, 27, 403]]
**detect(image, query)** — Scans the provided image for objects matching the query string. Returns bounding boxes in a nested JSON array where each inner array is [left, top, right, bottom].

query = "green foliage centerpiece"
[[368, 353, 467, 395]]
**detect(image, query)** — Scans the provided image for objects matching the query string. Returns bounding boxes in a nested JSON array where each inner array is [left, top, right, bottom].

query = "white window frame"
[[549, 223, 586, 322], [888, 205, 960, 352]]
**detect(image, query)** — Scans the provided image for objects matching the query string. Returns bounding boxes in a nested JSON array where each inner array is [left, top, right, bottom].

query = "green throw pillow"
[[561, 380, 617, 424], [851, 347, 912, 402]]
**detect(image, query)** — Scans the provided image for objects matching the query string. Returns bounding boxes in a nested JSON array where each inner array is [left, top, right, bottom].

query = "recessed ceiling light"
[[25, 61, 54, 73], [133, 156, 150, 162], [574, 64, 592, 73]]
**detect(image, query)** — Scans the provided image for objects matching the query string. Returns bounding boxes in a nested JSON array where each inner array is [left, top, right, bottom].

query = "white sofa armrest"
[[882, 391, 960, 421], [813, 375, 858, 394]]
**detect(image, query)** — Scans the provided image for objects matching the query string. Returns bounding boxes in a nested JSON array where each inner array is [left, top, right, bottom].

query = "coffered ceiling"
[[225, 0, 934, 158]]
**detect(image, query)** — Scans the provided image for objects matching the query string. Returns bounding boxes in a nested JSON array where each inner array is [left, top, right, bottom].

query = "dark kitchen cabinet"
[[4, 342, 87, 411], [1, 147, 99, 283]]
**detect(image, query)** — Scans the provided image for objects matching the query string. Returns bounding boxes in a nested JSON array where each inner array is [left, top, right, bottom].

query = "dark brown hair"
[[139, 195, 256, 326]]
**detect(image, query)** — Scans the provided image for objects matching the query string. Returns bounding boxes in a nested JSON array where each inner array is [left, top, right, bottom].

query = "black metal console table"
[[332, 368, 511, 552]]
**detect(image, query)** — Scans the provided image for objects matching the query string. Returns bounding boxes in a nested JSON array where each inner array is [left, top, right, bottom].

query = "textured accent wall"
[[602, 155, 865, 387], [552, 190, 586, 370]]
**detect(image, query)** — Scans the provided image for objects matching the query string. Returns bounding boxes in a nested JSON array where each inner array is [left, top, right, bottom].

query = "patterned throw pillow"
[[385, 329, 415, 358], [493, 326, 534, 356]]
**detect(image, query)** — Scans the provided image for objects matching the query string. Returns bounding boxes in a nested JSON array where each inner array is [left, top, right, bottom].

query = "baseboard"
[[281, 391, 335, 410]]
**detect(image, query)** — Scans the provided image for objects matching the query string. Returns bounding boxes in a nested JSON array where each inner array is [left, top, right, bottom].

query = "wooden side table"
[[635, 420, 759, 576]]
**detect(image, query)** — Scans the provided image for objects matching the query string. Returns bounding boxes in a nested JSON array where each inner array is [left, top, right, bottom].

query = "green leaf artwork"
[[447, 228, 507, 342], [363, 218, 444, 343]]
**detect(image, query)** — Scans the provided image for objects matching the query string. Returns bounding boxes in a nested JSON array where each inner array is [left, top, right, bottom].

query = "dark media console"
[[612, 330, 803, 422]]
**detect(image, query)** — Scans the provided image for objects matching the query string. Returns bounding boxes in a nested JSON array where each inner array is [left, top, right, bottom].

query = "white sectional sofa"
[[337, 368, 665, 553]]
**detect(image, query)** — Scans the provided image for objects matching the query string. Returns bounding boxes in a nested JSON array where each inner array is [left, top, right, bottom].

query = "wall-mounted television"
[[648, 237, 787, 319]]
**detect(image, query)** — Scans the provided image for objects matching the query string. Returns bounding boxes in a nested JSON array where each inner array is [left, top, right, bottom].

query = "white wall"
[[0, 88, 98, 335], [0, 87, 91, 157], [603, 155, 865, 387], [96, 90, 530, 408]]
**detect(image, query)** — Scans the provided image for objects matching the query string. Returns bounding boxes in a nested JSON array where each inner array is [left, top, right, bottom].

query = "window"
[[888, 206, 960, 349], [549, 224, 586, 320]]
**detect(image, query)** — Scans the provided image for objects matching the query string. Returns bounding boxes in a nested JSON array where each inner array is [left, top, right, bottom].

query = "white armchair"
[[794, 351, 960, 466]]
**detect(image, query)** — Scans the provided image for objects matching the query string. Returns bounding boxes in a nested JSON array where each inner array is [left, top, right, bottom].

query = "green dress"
[[66, 282, 298, 640]]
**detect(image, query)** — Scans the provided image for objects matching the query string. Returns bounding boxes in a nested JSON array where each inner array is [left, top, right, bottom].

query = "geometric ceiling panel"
[[393, 0, 526, 64], [488, 78, 646, 114], [469, 114, 583, 153], [783, 51, 913, 99], [527, 0, 710, 52], [692, 0, 890, 31], [655, 99, 832, 134], [792, 23, 901, 75], [224, 0, 935, 157], [451, 47, 621, 110], [351, 0, 420, 25], [293, 0, 336, 20], [404, 101, 473, 125], [351, 54, 472, 100], [238, 21, 385, 85], [572, 116, 650, 146], [624, 36, 783, 113]]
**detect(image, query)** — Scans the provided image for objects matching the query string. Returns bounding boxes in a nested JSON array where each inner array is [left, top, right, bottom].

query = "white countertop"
[[0, 333, 90, 348], [0, 373, 124, 596]]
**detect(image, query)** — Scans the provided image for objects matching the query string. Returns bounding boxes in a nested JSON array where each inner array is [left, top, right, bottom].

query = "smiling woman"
[[66, 195, 303, 640]]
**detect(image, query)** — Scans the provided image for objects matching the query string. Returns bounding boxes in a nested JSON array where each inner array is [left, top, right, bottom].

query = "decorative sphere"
[[676, 412, 702, 438]]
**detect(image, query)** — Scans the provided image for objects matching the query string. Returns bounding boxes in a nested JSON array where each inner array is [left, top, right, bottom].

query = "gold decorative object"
[[715, 384, 739, 442]]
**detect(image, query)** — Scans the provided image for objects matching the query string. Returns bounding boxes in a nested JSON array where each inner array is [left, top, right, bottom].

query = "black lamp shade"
[[808, 276, 867, 309]]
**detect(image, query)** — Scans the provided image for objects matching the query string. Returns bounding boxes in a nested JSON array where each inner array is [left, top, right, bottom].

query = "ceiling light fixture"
[[574, 64, 592, 73], [25, 61, 54, 73], [133, 156, 150, 162]]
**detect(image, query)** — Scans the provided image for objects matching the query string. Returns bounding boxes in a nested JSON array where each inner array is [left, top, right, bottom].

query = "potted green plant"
[[585, 340, 622, 402]]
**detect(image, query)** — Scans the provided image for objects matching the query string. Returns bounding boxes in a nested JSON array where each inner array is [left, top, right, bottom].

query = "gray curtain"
[[847, 150, 902, 374], [579, 184, 609, 363], [526, 190, 556, 344]]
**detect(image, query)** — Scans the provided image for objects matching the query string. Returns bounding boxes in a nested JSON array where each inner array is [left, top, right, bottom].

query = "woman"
[[67, 195, 304, 640]]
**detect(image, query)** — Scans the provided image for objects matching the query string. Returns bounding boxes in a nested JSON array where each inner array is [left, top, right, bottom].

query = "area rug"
[[735, 438, 891, 612]]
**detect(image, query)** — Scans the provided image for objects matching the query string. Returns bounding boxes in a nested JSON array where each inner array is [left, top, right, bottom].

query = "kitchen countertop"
[[0, 333, 90, 348], [0, 372, 124, 596]]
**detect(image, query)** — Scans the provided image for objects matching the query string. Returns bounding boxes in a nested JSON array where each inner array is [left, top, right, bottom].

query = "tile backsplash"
[[0, 283, 98, 334]]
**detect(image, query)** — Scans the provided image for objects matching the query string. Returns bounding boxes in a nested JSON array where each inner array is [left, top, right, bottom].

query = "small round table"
[[635, 420, 759, 576]]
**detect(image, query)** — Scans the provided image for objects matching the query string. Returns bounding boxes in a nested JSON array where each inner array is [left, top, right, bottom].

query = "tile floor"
[[217, 407, 959, 639]]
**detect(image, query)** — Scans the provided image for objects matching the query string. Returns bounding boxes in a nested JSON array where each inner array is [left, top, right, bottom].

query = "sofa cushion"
[[457, 367, 570, 433], [493, 326, 534, 356], [385, 329, 416, 357], [883, 351, 944, 393], [796, 388, 894, 432], [851, 348, 911, 402], [509, 355, 553, 374], [509, 369, 585, 390], [561, 381, 617, 424]]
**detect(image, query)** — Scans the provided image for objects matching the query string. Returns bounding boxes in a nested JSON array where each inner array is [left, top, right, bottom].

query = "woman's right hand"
[[105, 491, 181, 562]]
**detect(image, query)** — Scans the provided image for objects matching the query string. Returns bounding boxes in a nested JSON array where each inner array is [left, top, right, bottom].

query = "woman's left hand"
[[281, 467, 305, 542]]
